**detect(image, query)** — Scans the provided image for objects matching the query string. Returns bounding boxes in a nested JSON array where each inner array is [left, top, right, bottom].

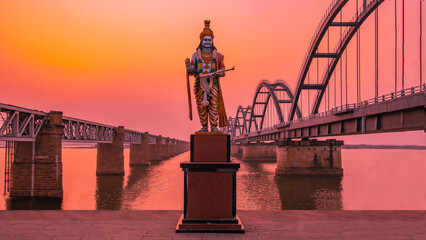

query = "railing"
[[292, 84, 425, 124], [232, 83, 425, 139]]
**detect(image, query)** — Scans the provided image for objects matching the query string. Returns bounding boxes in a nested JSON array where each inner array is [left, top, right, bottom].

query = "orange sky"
[[0, 0, 424, 144]]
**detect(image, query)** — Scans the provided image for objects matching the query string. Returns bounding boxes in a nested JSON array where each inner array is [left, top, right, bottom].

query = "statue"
[[185, 20, 234, 132]]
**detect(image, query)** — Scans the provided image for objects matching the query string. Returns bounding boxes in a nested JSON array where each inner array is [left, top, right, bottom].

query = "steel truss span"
[[0, 103, 46, 142], [0, 103, 179, 144]]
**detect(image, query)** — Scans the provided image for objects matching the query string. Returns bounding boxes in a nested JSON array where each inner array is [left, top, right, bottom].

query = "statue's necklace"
[[201, 50, 213, 64]]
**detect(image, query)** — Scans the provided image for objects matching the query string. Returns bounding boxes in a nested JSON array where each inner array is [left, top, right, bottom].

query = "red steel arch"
[[234, 105, 251, 137], [248, 80, 301, 133], [289, 0, 386, 119]]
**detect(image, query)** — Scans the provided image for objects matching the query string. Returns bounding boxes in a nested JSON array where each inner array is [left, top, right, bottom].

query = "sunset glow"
[[0, 0, 424, 143]]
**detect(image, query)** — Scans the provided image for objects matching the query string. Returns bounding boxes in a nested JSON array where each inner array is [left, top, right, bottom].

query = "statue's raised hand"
[[185, 58, 191, 71]]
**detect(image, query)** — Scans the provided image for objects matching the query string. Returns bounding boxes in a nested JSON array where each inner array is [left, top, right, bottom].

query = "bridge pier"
[[230, 144, 243, 157], [275, 139, 343, 176], [242, 142, 276, 161], [96, 126, 124, 175], [177, 140, 183, 154], [149, 135, 162, 161], [170, 139, 177, 156], [129, 132, 149, 166], [161, 137, 170, 159], [176, 140, 190, 155], [11, 111, 63, 199]]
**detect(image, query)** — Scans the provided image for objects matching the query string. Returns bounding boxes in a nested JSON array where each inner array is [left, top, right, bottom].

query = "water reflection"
[[122, 165, 152, 206], [126, 165, 150, 190], [95, 175, 123, 210], [276, 176, 343, 210], [236, 159, 282, 210], [1, 149, 424, 210], [6, 197, 62, 210]]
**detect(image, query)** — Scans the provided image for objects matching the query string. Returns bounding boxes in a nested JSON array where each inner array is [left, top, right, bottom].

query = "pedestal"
[[176, 133, 244, 233]]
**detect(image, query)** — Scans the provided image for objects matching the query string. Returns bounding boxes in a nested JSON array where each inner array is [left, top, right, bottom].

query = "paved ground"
[[0, 210, 425, 239]]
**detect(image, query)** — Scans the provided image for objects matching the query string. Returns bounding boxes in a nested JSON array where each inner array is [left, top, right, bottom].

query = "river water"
[[0, 148, 425, 210]]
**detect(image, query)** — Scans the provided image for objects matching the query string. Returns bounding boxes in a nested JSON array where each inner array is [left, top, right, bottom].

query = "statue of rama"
[[185, 20, 231, 132]]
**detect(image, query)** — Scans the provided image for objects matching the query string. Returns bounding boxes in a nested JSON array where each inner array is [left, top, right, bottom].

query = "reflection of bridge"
[[224, 0, 425, 143], [0, 103, 189, 199]]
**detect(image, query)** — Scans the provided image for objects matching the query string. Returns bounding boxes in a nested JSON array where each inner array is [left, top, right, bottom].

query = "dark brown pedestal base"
[[176, 214, 245, 233], [177, 134, 244, 234]]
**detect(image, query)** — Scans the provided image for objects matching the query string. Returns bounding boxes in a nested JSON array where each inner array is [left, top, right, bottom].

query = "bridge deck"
[[0, 210, 424, 239]]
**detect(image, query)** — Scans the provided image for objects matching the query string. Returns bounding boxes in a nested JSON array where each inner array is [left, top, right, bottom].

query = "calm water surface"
[[0, 148, 425, 210]]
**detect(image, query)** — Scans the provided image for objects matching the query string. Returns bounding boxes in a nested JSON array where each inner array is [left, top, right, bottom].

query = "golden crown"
[[199, 20, 214, 40]]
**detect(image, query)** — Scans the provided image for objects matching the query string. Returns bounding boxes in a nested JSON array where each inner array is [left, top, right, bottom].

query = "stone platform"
[[0, 210, 425, 239]]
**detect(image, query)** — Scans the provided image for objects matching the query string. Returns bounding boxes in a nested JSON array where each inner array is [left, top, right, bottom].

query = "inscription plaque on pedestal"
[[176, 133, 244, 233]]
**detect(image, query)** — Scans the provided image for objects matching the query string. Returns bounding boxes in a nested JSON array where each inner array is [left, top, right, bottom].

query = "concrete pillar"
[[181, 141, 186, 154], [161, 137, 170, 159], [230, 144, 243, 157], [96, 126, 124, 175], [11, 111, 63, 199], [129, 132, 149, 166], [149, 135, 162, 161], [170, 139, 177, 156], [242, 142, 276, 162], [177, 140, 182, 154], [169, 138, 176, 157], [276, 139, 343, 176], [185, 142, 190, 152], [180, 140, 190, 154]]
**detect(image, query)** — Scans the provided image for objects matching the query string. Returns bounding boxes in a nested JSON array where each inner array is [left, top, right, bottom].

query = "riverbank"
[[0, 210, 424, 239]]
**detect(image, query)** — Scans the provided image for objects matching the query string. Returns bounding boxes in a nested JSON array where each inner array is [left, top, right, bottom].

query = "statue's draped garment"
[[191, 50, 228, 127]]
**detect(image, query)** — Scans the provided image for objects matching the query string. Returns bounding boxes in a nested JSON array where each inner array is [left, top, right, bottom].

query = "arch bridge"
[[225, 0, 426, 143]]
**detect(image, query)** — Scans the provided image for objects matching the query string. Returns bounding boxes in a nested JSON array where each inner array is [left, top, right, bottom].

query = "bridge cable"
[[308, 70, 310, 116], [395, 0, 398, 93], [332, 28, 336, 107], [269, 95, 271, 128], [375, 8, 379, 98], [346, 46, 348, 105], [421, 0, 423, 86], [357, 0, 360, 103], [327, 29, 330, 111], [402, 0, 405, 90], [334, 64, 337, 108], [340, 11, 343, 107], [301, 81, 303, 117], [359, 23, 361, 103], [317, 50, 319, 86]]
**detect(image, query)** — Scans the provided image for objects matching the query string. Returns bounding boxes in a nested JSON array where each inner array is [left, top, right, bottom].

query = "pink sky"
[[0, 0, 424, 144]]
